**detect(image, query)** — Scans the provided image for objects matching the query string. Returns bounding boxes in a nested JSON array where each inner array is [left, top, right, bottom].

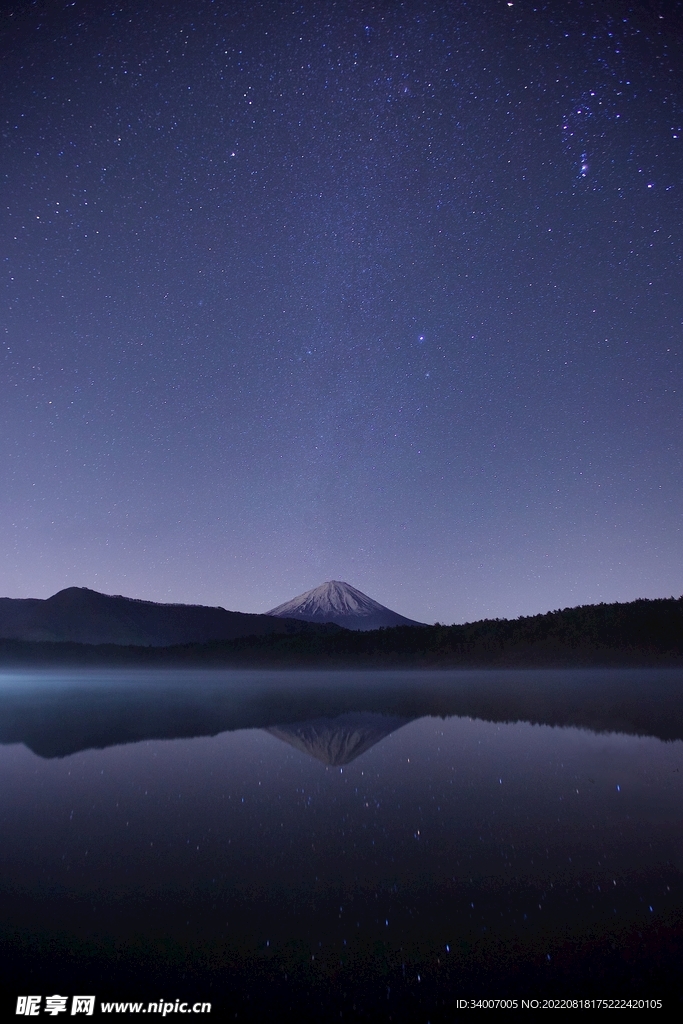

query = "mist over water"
[[1, 669, 682, 1017]]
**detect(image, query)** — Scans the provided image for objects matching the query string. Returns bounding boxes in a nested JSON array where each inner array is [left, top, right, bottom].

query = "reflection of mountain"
[[266, 712, 410, 765], [1, 667, 683, 759]]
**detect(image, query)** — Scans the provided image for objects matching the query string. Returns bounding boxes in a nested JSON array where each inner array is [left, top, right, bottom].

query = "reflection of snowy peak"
[[267, 580, 424, 631], [267, 713, 410, 766]]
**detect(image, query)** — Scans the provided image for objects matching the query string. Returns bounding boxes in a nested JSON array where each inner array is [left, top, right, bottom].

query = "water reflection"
[[267, 712, 410, 765], [1, 667, 683, 758], [0, 669, 682, 1016]]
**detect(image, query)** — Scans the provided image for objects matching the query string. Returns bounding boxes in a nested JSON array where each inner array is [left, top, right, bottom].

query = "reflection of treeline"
[[1, 596, 682, 667]]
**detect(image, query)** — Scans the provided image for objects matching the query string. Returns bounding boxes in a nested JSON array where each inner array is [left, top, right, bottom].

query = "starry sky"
[[1, 0, 682, 624]]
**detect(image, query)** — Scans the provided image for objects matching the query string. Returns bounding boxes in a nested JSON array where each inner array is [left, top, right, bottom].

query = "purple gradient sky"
[[1, 0, 682, 623]]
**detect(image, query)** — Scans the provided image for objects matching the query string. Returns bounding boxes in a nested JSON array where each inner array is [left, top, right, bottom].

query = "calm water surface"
[[0, 669, 682, 1019]]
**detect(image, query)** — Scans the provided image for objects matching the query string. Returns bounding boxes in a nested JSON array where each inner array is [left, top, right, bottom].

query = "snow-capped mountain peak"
[[267, 581, 423, 631]]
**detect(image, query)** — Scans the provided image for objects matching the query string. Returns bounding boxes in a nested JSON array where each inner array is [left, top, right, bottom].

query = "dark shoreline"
[[1, 595, 682, 669]]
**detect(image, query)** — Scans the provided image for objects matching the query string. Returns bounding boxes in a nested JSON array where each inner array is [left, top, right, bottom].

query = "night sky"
[[1, 0, 682, 624]]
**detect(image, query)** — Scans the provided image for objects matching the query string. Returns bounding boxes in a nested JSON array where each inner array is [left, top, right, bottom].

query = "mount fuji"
[[266, 580, 425, 631]]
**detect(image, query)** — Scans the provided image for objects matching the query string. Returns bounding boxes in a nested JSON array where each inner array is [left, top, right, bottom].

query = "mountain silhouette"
[[0, 587, 334, 646], [267, 580, 424, 630]]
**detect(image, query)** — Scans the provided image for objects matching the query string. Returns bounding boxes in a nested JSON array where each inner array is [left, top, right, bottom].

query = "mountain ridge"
[[0, 586, 338, 647]]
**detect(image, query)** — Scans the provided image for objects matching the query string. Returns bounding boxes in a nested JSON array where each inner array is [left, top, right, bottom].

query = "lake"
[[1, 668, 681, 1018]]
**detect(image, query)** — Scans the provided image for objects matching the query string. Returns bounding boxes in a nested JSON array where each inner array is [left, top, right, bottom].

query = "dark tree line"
[[1, 596, 682, 667]]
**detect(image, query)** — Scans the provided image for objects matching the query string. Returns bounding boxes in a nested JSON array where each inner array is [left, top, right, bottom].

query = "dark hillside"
[[0, 596, 681, 667], [0, 587, 339, 647]]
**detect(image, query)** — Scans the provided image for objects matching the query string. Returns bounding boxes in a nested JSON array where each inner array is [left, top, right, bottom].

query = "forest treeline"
[[1, 595, 682, 667]]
